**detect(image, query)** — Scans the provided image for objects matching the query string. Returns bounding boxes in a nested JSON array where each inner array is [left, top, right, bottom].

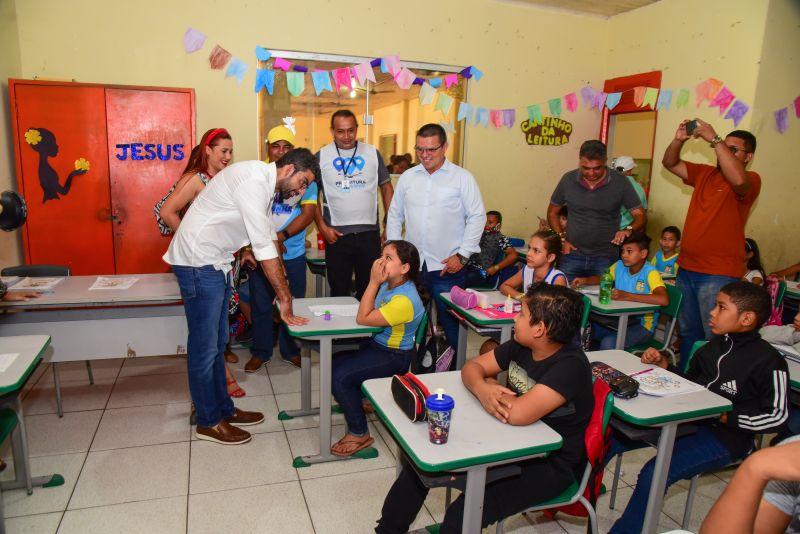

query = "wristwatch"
[[709, 135, 723, 148], [457, 254, 468, 266], [624, 225, 633, 234]]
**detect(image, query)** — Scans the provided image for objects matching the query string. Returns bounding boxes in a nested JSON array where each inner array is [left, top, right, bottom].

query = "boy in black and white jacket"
[[609, 281, 789, 534]]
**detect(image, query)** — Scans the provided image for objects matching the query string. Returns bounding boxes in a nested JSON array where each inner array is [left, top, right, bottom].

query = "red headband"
[[205, 128, 229, 146]]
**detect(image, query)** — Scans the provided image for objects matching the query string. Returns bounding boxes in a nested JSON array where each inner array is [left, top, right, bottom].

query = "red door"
[[105, 88, 195, 274], [12, 82, 115, 274]]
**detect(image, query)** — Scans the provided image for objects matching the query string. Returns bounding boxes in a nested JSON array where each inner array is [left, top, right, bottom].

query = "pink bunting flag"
[[444, 74, 459, 88], [333, 68, 352, 92], [183, 28, 206, 53], [633, 87, 646, 108], [489, 110, 503, 129], [795, 96, 800, 118], [502, 109, 515, 129], [395, 68, 416, 90], [383, 55, 401, 76], [709, 87, 735, 114], [564, 92, 578, 112], [353, 62, 376, 85], [774, 107, 789, 134], [695, 78, 724, 108], [273, 57, 291, 72], [723, 100, 749, 127]]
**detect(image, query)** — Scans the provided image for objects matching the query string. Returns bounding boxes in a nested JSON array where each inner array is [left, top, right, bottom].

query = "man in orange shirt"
[[662, 119, 760, 369]]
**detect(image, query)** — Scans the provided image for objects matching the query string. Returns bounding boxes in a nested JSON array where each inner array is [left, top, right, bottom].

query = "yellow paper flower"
[[24, 129, 42, 146], [74, 158, 90, 171]]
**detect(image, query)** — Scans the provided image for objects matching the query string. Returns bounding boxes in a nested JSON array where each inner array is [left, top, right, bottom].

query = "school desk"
[[304, 248, 329, 297], [0, 273, 186, 416], [280, 296, 382, 466], [362, 371, 562, 534], [580, 285, 661, 350], [590, 349, 731, 534]]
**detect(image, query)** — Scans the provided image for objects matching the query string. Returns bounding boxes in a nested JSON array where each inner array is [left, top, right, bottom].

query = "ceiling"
[[505, 0, 660, 17]]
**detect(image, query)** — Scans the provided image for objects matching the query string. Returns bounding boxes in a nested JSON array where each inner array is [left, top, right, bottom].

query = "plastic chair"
[[626, 284, 684, 365], [775, 280, 787, 309], [496, 386, 615, 534], [1, 264, 94, 417]]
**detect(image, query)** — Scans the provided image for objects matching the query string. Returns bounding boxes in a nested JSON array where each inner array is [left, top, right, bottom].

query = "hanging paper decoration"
[[527, 104, 543, 125], [469, 66, 483, 81], [333, 68, 352, 91], [255, 46, 271, 61], [656, 89, 673, 111], [794, 96, 800, 118], [643, 88, 659, 109], [439, 121, 456, 134], [353, 62, 376, 85], [444, 74, 459, 88], [457, 102, 474, 123], [475, 107, 489, 127], [209, 45, 232, 70], [395, 68, 416, 90], [606, 92, 623, 110], [419, 83, 436, 105], [435, 93, 454, 116], [724, 100, 749, 127], [282, 116, 297, 135], [273, 57, 291, 72], [592, 91, 607, 110], [694, 78, 724, 108], [502, 109, 515, 128], [429, 78, 442, 89], [676, 89, 690, 109], [183, 28, 207, 53], [709, 87, 735, 114], [632, 87, 647, 108], [581, 86, 595, 105], [254, 69, 275, 95], [382, 55, 401, 76], [489, 110, 503, 128], [774, 107, 788, 134], [286, 72, 304, 96], [564, 93, 577, 112], [548, 98, 562, 118], [311, 71, 332, 95], [225, 58, 248, 84]]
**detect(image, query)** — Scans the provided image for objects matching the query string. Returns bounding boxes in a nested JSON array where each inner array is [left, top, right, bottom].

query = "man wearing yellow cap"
[[244, 124, 318, 372]]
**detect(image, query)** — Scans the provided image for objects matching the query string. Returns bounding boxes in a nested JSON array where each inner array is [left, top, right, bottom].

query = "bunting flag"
[[254, 46, 271, 61], [225, 58, 248, 84], [435, 92, 454, 116], [183, 28, 206, 53], [444, 74, 459, 88], [469, 66, 483, 81], [548, 97, 562, 118], [353, 62, 376, 85], [208, 45, 232, 70], [419, 82, 436, 105], [774, 107, 789, 134], [592, 91, 607, 110], [311, 71, 332, 95], [382, 55, 401, 76], [457, 102, 474, 123], [724, 100, 749, 127], [254, 68, 275, 95], [502, 109, 515, 128], [633, 87, 646, 107], [475, 107, 489, 127], [332, 68, 352, 91], [527, 104, 543, 125], [439, 121, 456, 134], [395, 68, 416, 90], [429, 78, 442, 88], [643, 87, 659, 109], [273, 57, 291, 71], [709, 87, 736, 114], [676, 89, 690, 109], [605, 92, 623, 110], [564, 92, 577, 112], [656, 89, 673, 111], [490, 109, 503, 128], [694, 78, 724, 108], [795, 96, 800, 118], [581, 86, 595, 105], [286, 72, 304, 96]]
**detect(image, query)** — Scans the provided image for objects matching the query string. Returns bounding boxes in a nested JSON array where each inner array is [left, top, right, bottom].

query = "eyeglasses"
[[726, 145, 750, 155], [414, 144, 443, 154]]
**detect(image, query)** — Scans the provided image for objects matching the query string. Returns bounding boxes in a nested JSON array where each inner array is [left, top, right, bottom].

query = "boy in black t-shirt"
[[376, 283, 594, 534]]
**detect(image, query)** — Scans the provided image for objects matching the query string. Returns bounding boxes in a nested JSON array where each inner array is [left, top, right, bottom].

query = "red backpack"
[[543, 378, 612, 518]]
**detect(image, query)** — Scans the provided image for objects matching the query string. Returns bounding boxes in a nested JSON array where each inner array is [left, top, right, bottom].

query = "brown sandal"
[[331, 434, 374, 457]]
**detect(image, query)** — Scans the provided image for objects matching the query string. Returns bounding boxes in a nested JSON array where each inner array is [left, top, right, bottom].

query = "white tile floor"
[[0, 331, 736, 534]]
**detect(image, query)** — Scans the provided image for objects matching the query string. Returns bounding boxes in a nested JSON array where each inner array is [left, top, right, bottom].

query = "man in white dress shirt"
[[386, 123, 485, 356], [164, 149, 318, 445]]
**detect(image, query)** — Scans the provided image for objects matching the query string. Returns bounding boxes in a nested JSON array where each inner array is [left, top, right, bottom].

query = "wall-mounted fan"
[[0, 190, 27, 231]]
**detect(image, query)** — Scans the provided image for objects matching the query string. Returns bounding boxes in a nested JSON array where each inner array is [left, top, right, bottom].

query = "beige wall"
[[3, 0, 797, 271], [0, 0, 22, 266]]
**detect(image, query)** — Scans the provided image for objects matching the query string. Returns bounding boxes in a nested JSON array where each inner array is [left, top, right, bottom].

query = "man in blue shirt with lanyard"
[[386, 123, 486, 355], [314, 110, 394, 299]]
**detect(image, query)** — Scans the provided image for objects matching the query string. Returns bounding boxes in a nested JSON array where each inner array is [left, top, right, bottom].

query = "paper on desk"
[[635, 368, 705, 397], [580, 285, 600, 296], [308, 304, 359, 317], [8, 277, 64, 292], [0, 276, 20, 286], [89, 276, 139, 290], [0, 353, 19, 373], [772, 343, 800, 363]]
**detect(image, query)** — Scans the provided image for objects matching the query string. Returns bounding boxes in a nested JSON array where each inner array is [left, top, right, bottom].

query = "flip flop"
[[331, 435, 374, 457]]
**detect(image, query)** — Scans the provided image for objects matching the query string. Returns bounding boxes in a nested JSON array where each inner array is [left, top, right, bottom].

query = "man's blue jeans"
[[558, 251, 618, 283], [249, 255, 307, 361], [422, 263, 465, 354], [608, 425, 737, 534], [676, 268, 738, 370], [332, 340, 413, 436], [172, 265, 235, 428]]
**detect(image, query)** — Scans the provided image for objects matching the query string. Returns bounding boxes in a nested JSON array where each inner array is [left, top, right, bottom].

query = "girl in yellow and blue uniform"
[[331, 240, 425, 457]]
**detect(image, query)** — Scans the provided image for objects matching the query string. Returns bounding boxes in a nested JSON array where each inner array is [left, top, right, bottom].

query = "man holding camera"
[[662, 119, 761, 365]]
